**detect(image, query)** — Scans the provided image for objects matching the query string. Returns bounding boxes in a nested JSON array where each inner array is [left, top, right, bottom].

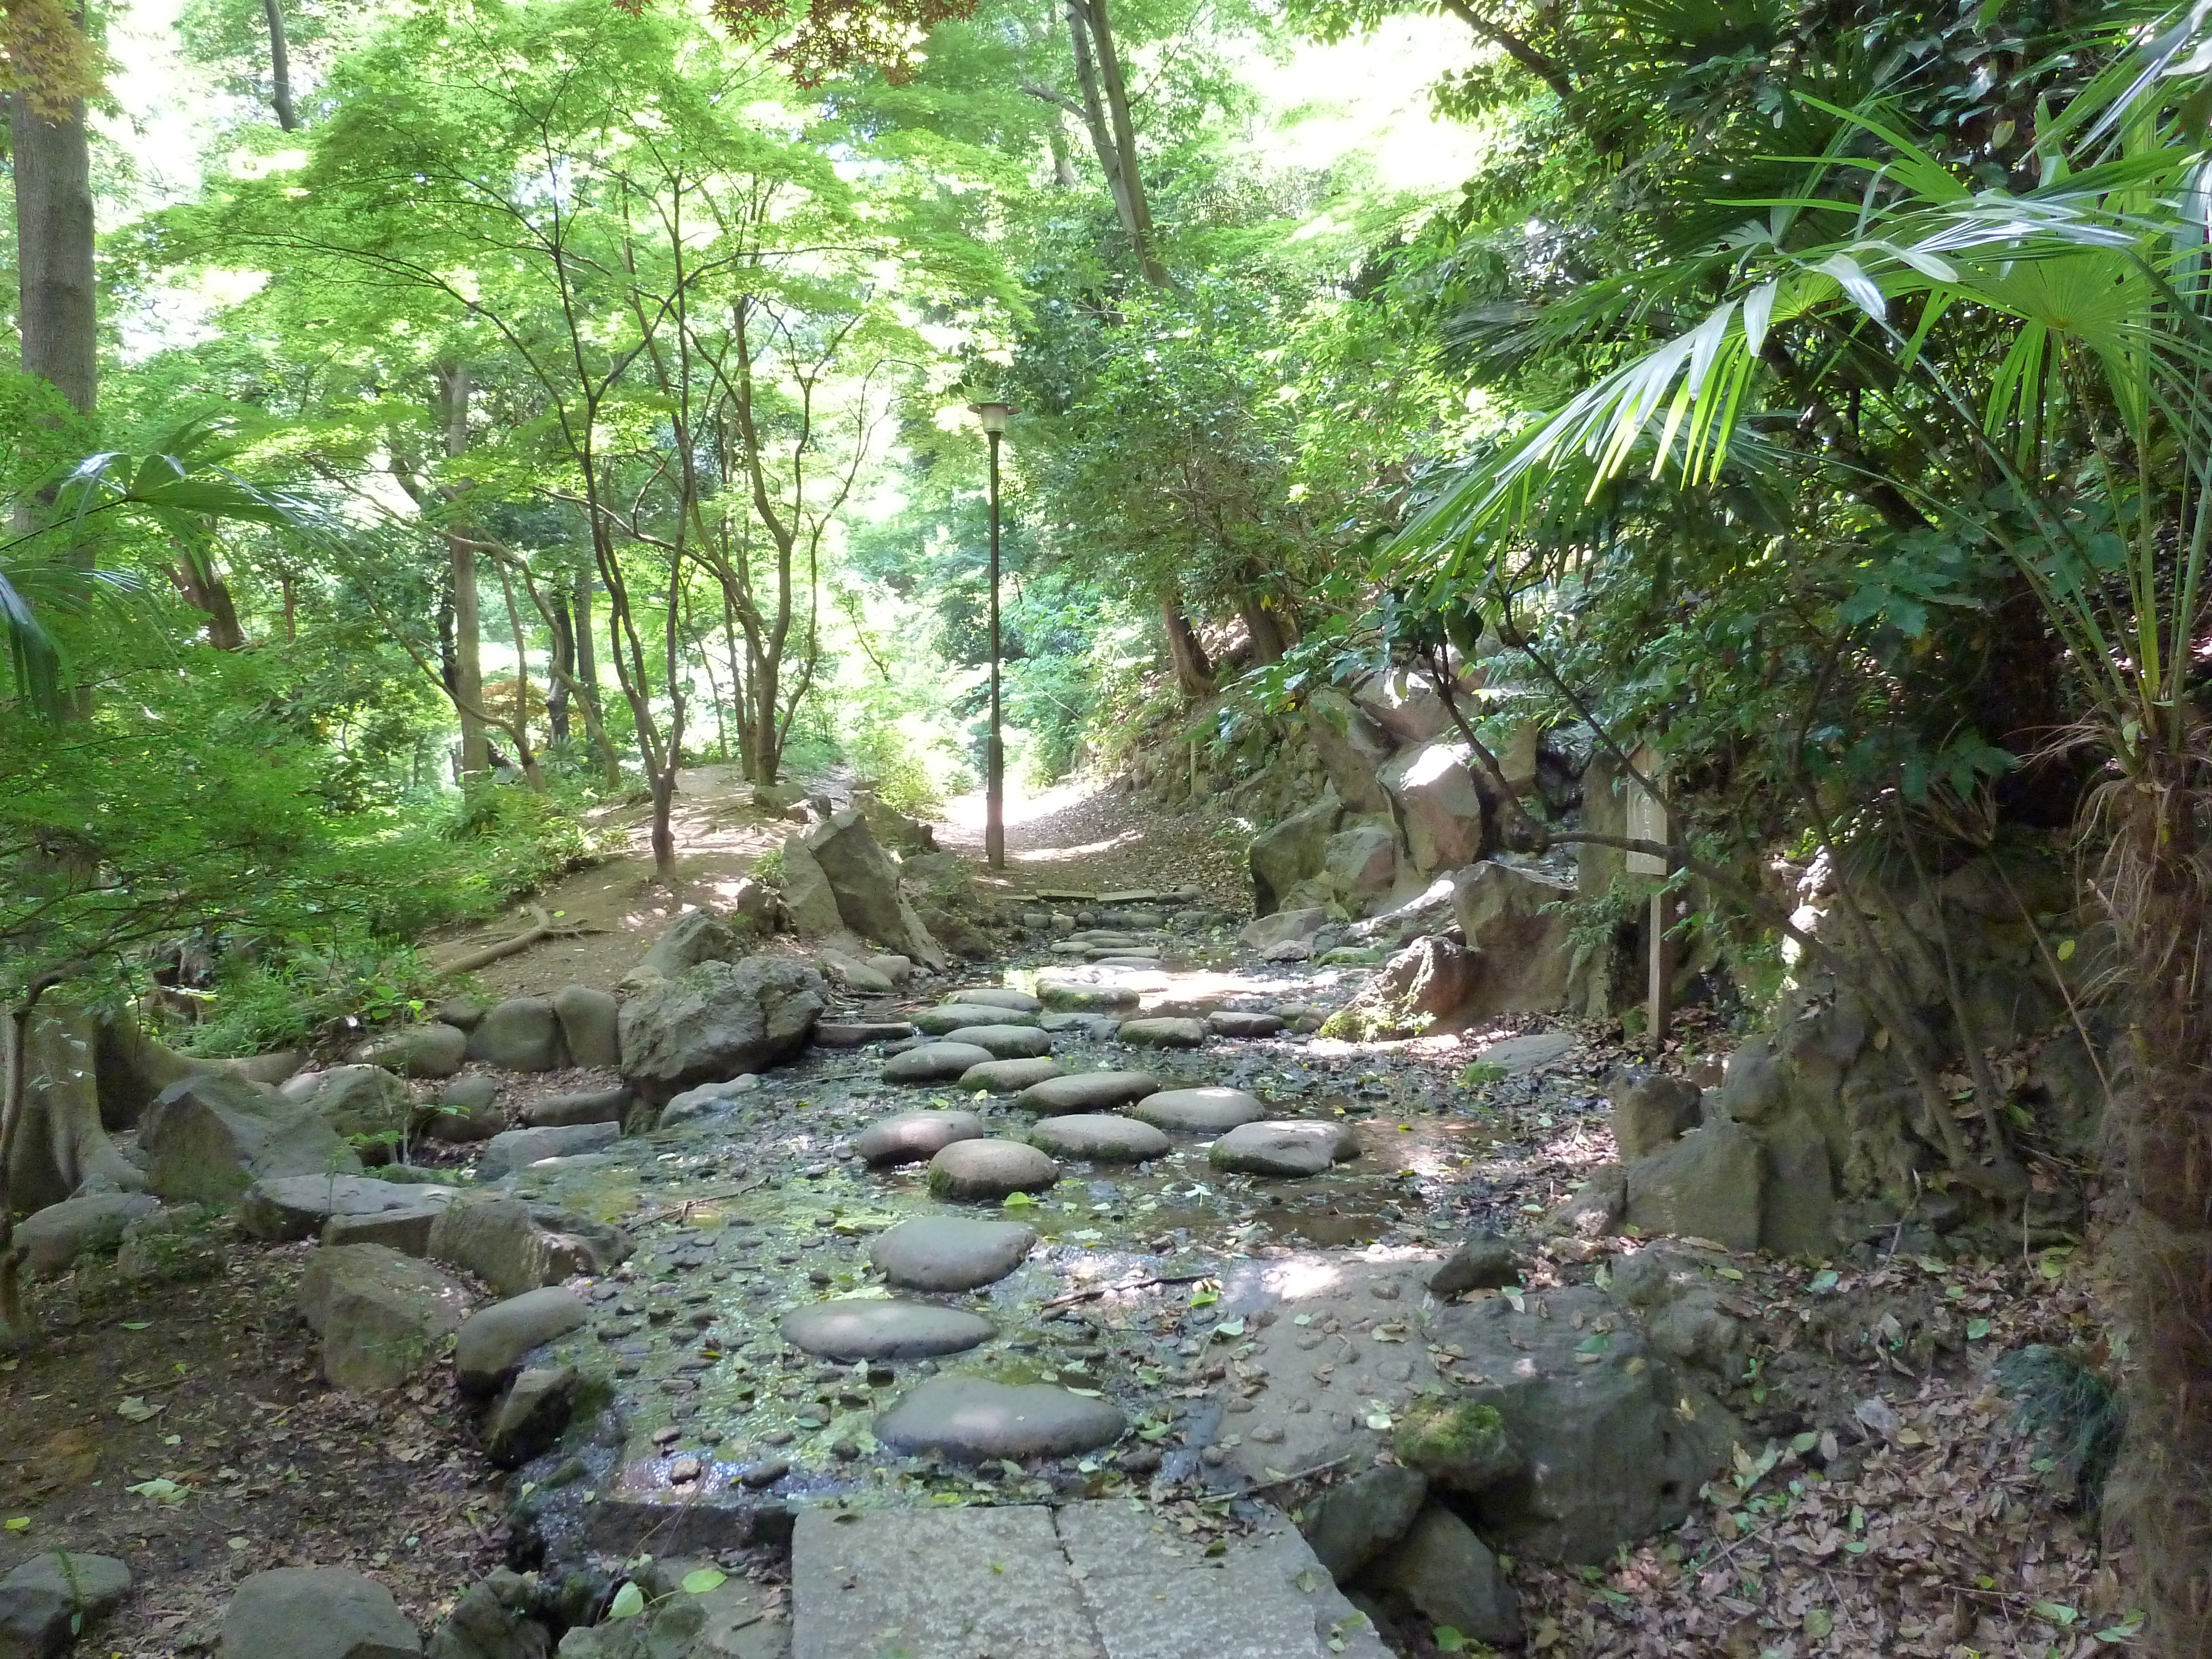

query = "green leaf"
[[608, 1583, 646, 1619], [1966, 1317, 1992, 1339], [3, 1519, 28, 1533], [1434, 1627, 1468, 1652], [681, 1568, 727, 1595], [1808, 1269, 1840, 1293], [2032, 1603, 2079, 1627]]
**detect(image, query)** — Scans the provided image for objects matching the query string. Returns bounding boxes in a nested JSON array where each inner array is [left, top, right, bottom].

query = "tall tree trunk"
[[492, 557, 544, 789], [13, 91, 96, 420], [436, 364, 491, 780], [571, 563, 619, 786], [1065, 0, 1167, 287], [547, 585, 574, 745], [260, 0, 298, 130], [171, 552, 247, 649], [1161, 594, 1213, 696]]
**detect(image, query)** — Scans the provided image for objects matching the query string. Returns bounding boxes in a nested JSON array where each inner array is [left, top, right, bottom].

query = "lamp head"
[[968, 400, 1015, 435]]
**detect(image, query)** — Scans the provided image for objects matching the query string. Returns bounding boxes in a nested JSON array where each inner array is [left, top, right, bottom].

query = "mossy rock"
[[1392, 1394, 1521, 1493]]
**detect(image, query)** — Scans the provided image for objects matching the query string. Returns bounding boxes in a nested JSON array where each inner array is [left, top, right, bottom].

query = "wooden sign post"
[[1625, 745, 1672, 1042]]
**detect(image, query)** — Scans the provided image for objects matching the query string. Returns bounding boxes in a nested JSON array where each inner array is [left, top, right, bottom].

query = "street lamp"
[[969, 400, 1015, 870]]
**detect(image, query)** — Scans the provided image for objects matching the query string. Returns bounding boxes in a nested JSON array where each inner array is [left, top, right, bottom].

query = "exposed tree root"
[[432, 903, 598, 974]]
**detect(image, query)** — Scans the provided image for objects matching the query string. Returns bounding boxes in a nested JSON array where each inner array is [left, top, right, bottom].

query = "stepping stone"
[[870, 1217, 1037, 1290], [1208, 1010, 1287, 1039], [815, 1021, 915, 1047], [1130, 1087, 1265, 1134], [947, 987, 1043, 1013], [883, 1042, 997, 1083], [1029, 1114, 1170, 1164], [1472, 1030, 1578, 1073], [928, 1139, 1061, 1200], [1211, 1119, 1359, 1177], [455, 1286, 589, 1393], [521, 1086, 631, 1128], [960, 1057, 1063, 1093], [779, 1298, 994, 1361], [1092, 954, 1162, 968], [914, 1005, 1043, 1035], [874, 1375, 1125, 1460], [1015, 1070, 1162, 1116], [1117, 1016, 1208, 1048], [1039, 1012, 1119, 1037], [479, 1121, 619, 1177], [1036, 978, 1141, 1013], [943, 1024, 1053, 1059], [854, 1109, 986, 1167]]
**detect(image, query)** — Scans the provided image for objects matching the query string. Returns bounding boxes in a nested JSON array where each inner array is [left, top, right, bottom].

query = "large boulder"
[[466, 998, 565, 1072], [1325, 936, 1476, 1037], [425, 1076, 504, 1144], [1321, 822, 1399, 907], [16, 1191, 159, 1277], [421, 1570, 546, 1659], [428, 1198, 627, 1299], [617, 958, 827, 1104], [800, 808, 947, 968], [1448, 862, 1596, 1016], [284, 1066, 414, 1156], [1370, 1505, 1521, 1647], [221, 1567, 421, 1659], [1611, 1069, 1704, 1161], [1248, 795, 1342, 915], [627, 910, 742, 989], [0, 1552, 134, 1657], [1352, 661, 1477, 745], [852, 787, 937, 854], [477, 1122, 619, 1177], [483, 1366, 580, 1468], [1303, 688, 1395, 816], [351, 1023, 469, 1079], [778, 833, 848, 936], [455, 1288, 590, 1394], [140, 1073, 360, 1206], [1380, 740, 1493, 875], [1623, 1119, 1762, 1250], [239, 1174, 457, 1244], [550, 986, 619, 1068], [297, 1244, 478, 1393], [1301, 1465, 1428, 1582]]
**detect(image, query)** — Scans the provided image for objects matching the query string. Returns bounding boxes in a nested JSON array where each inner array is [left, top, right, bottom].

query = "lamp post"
[[969, 400, 1014, 870]]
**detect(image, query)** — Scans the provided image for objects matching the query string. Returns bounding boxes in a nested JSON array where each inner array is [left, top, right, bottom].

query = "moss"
[[1394, 1395, 1517, 1487]]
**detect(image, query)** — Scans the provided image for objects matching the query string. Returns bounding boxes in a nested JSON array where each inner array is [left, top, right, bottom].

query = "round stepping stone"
[[1015, 1070, 1162, 1116], [1093, 954, 1163, 968], [1117, 1016, 1208, 1048], [943, 1024, 1052, 1059], [1130, 1087, 1266, 1134], [1208, 1010, 1287, 1039], [779, 1299, 994, 1361], [883, 1042, 997, 1083], [912, 1005, 1042, 1035], [854, 1109, 986, 1167], [874, 1375, 1125, 1461], [869, 1218, 1037, 1290], [1209, 1119, 1359, 1177], [959, 1057, 1063, 1093], [1036, 978, 1141, 1013], [1029, 1114, 1171, 1164], [946, 987, 1042, 1013], [928, 1139, 1061, 1200]]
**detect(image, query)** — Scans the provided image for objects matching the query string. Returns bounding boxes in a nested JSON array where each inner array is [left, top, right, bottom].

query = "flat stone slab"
[[1036, 978, 1142, 1013], [1015, 1070, 1162, 1115], [874, 1375, 1125, 1460], [944, 987, 1043, 1013], [1130, 1088, 1265, 1134], [942, 1024, 1053, 1059], [912, 1005, 1044, 1035], [1472, 1030, 1578, 1073], [883, 1042, 997, 1083], [1029, 1114, 1171, 1163], [815, 1020, 916, 1047], [855, 1109, 986, 1167], [1210, 1120, 1359, 1177], [239, 1175, 459, 1243], [778, 1298, 994, 1361], [1208, 1010, 1287, 1039], [521, 1086, 631, 1128], [959, 1057, 1063, 1093], [869, 1217, 1037, 1290], [455, 1286, 589, 1392], [928, 1139, 1061, 1200], [480, 1121, 619, 1177], [1116, 1017, 1207, 1048]]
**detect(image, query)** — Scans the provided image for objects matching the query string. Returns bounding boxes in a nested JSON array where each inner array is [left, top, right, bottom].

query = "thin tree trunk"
[[571, 562, 619, 786], [493, 557, 544, 789], [1065, 0, 1167, 286], [261, 0, 298, 130], [547, 585, 574, 745], [437, 365, 491, 780], [171, 552, 247, 649], [1161, 594, 1213, 696]]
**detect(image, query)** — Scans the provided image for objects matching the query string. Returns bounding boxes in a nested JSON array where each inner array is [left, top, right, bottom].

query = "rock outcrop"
[[617, 958, 826, 1103]]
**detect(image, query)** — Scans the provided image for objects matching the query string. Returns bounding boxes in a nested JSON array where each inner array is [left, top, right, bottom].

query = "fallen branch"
[[1234, 1454, 1354, 1495], [1041, 1271, 1215, 1312]]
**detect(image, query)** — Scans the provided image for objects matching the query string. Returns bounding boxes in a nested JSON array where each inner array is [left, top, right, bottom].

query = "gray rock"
[[618, 958, 826, 1104], [221, 1567, 421, 1659], [1548, 1164, 1627, 1236], [1380, 742, 1489, 875], [550, 987, 620, 1068], [1449, 863, 1597, 1017], [882, 1042, 995, 1083], [866, 953, 915, 985], [113, 1203, 225, 1284], [1322, 821, 1400, 905], [16, 1192, 159, 1276], [240, 1175, 457, 1244], [1014, 1070, 1161, 1115], [429, 1198, 625, 1298], [778, 833, 847, 935], [633, 910, 742, 985], [298, 1245, 478, 1393], [812, 1021, 914, 1047], [140, 1072, 360, 1206], [1372, 1504, 1520, 1645], [927, 1139, 1060, 1201], [778, 1298, 994, 1360], [874, 1376, 1124, 1461], [484, 1366, 580, 1468], [353, 1023, 469, 1079], [289, 1065, 416, 1151], [1391, 1392, 1521, 1494], [324, 1201, 452, 1256], [1301, 1465, 1428, 1582], [1115, 1017, 1207, 1048], [801, 808, 946, 968], [1428, 1234, 1524, 1296], [656, 1074, 760, 1129], [467, 998, 566, 1072], [1610, 1068, 1704, 1160], [427, 1076, 504, 1143], [454, 1287, 591, 1394], [1206, 1010, 1286, 1039], [1209, 1119, 1358, 1177], [1130, 1087, 1265, 1134], [911, 1004, 1042, 1034], [520, 1087, 632, 1129], [1623, 1119, 1762, 1250], [853, 1109, 986, 1167], [478, 1122, 620, 1178], [1034, 977, 1140, 1013], [818, 951, 894, 994], [436, 999, 487, 1032], [1758, 1110, 1838, 1255], [1249, 796, 1343, 915], [0, 1551, 133, 1658], [943, 987, 1040, 1013], [1237, 908, 1329, 951], [422, 1570, 546, 1659], [1305, 688, 1396, 816], [868, 1218, 1036, 1291], [1611, 1249, 1749, 1378], [941, 1024, 1052, 1059], [1027, 1114, 1170, 1164], [958, 1057, 1062, 1093]]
